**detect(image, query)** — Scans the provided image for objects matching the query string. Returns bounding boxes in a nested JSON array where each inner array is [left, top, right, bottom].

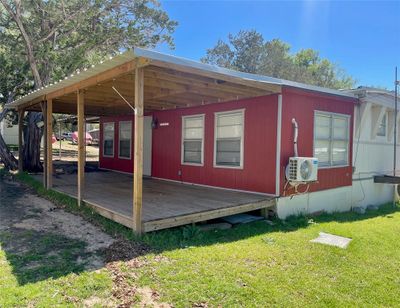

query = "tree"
[[201, 30, 356, 89], [0, 0, 177, 171]]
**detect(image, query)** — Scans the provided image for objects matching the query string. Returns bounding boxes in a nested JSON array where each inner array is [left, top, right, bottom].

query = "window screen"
[[119, 121, 132, 159], [314, 112, 349, 167], [182, 115, 204, 164], [103, 122, 114, 157], [215, 111, 243, 167]]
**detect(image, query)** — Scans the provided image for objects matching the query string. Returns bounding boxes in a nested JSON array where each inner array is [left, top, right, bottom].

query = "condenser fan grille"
[[300, 160, 312, 180]]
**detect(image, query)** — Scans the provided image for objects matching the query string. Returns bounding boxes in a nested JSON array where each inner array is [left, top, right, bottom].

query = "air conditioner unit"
[[287, 157, 318, 182]]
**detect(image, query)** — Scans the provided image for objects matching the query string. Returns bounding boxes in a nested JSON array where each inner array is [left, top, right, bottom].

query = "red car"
[[72, 131, 93, 145]]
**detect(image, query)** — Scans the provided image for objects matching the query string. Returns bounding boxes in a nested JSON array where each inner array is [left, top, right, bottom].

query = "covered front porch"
[[9, 47, 281, 233], [33, 168, 275, 232]]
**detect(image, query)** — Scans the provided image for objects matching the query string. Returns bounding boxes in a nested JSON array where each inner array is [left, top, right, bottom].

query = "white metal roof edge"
[[345, 87, 397, 108], [6, 47, 355, 109]]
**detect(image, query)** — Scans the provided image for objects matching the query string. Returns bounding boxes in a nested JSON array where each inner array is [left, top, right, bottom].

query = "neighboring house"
[[349, 87, 398, 206], [0, 119, 18, 145]]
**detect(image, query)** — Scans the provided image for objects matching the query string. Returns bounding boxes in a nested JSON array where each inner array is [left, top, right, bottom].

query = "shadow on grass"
[[4, 169, 399, 277], [0, 173, 105, 285], [0, 229, 93, 285], [142, 202, 399, 251]]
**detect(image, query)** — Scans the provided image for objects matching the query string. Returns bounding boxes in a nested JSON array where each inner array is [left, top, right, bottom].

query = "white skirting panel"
[[276, 182, 395, 219], [277, 186, 352, 219]]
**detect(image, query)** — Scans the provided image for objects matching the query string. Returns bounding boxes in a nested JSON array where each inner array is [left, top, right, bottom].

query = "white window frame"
[[118, 121, 132, 160], [376, 112, 388, 138], [313, 111, 350, 168], [103, 122, 115, 158], [181, 114, 205, 166], [213, 109, 245, 169]]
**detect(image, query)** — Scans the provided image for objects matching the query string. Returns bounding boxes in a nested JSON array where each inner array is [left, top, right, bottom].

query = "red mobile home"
[[99, 86, 355, 197], [8, 47, 357, 232]]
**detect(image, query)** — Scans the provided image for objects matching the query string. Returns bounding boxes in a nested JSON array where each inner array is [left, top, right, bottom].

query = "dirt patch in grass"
[[107, 259, 171, 308], [105, 239, 151, 263], [1, 171, 172, 305], [12, 192, 114, 253]]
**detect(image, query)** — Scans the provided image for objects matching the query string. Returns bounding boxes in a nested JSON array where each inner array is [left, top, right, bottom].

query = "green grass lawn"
[[135, 207, 400, 307], [1, 170, 400, 306]]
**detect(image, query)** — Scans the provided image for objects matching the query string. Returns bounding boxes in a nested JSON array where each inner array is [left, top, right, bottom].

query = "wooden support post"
[[40, 102, 47, 188], [260, 208, 269, 219], [18, 109, 24, 173], [46, 99, 53, 188], [133, 67, 144, 234], [77, 90, 85, 207]]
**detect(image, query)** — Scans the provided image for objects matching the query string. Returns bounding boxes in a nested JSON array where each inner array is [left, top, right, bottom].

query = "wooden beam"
[[13, 95, 45, 113], [47, 58, 148, 100], [77, 90, 85, 206], [148, 60, 282, 93], [133, 67, 144, 234], [46, 99, 53, 188], [143, 199, 276, 232], [18, 109, 24, 173], [144, 70, 265, 98]]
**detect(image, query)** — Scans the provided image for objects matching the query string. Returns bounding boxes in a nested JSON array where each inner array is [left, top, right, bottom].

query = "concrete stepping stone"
[[310, 232, 352, 249]]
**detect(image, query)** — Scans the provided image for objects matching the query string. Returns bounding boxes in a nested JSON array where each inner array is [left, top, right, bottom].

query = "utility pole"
[[394, 67, 399, 207], [394, 66, 399, 177]]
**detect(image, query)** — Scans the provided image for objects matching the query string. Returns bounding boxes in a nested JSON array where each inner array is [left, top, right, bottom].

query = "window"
[[314, 112, 350, 167], [103, 122, 114, 157], [214, 110, 244, 168], [182, 115, 204, 165], [377, 113, 387, 137], [119, 121, 132, 159]]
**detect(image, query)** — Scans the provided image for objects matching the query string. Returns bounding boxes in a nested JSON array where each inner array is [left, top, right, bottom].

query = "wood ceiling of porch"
[[27, 64, 281, 116]]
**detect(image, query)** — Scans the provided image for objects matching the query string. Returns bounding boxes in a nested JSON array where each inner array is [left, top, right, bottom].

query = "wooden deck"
[[33, 170, 276, 232]]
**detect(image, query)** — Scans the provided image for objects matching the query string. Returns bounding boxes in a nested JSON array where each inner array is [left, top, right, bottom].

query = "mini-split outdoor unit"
[[287, 157, 318, 182]]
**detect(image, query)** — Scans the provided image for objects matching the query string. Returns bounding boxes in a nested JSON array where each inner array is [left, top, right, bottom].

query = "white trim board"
[[275, 94, 282, 196]]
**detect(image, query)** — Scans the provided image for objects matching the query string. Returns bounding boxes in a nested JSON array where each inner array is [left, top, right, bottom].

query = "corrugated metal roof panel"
[[6, 47, 355, 109]]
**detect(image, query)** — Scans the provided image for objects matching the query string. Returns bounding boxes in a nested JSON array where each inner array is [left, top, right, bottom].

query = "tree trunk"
[[0, 0, 45, 172], [22, 112, 44, 172], [0, 109, 18, 170]]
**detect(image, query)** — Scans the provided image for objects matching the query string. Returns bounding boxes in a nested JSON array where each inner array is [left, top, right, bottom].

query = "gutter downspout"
[[292, 118, 299, 157]]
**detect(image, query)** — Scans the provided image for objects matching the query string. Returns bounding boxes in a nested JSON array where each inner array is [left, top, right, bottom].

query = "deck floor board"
[[33, 170, 275, 228]]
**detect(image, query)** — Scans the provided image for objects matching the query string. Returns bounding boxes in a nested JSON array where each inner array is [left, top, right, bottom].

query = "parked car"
[[60, 132, 73, 141], [55, 132, 64, 140], [72, 131, 93, 145]]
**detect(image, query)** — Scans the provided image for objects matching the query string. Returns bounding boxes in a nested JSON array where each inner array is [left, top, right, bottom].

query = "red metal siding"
[[98, 87, 356, 196], [99, 115, 134, 173], [151, 95, 279, 194], [99, 94, 279, 194], [279, 87, 356, 195]]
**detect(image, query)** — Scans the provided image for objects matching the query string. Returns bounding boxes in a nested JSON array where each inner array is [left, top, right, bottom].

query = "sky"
[[156, 0, 400, 90]]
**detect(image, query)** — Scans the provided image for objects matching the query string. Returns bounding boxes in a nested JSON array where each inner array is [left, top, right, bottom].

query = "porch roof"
[[7, 47, 355, 116]]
